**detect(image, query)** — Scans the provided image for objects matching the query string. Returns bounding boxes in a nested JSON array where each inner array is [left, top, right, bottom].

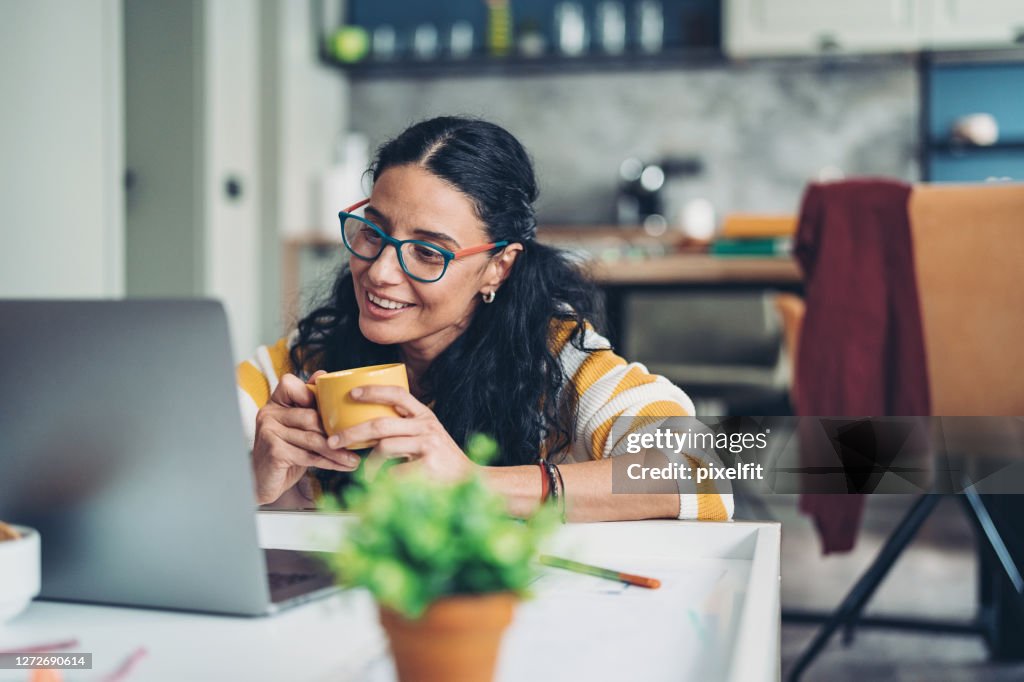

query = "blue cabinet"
[[924, 59, 1024, 182], [930, 149, 1024, 182], [928, 64, 1024, 142]]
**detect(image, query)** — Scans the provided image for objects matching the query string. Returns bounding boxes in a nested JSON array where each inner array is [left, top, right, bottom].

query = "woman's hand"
[[327, 385, 478, 483], [251, 371, 361, 505]]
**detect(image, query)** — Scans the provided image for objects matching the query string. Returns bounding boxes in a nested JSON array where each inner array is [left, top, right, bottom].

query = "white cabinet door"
[[205, 0, 262, 359], [125, 0, 263, 359], [1, 0, 124, 298], [725, 0, 922, 57], [923, 0, 1024, 49]]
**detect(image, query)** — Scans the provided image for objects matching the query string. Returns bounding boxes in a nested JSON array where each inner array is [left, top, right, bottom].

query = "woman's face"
[[349, 164, 518, 357]]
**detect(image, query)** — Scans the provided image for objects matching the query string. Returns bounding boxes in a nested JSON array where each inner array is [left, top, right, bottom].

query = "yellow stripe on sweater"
[[685, 454, 729, 521], [590, 399, 686, 460], [613, 365, 661, 397], [268, 337, 293, 381], [631, 399, 688, 421], [549, 318, 579, 357], [237, 360, 271, 408], [573, 349, 626, 397], [590, 412, 618, 461], [606, 395, 688, 454], [589, 393, 688, 460]]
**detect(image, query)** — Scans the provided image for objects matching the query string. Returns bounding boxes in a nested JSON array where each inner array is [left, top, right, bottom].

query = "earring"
[[482, 290, 496, 304]]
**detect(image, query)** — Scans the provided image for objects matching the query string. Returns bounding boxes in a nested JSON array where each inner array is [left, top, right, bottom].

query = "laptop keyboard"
[[268, 571, 320, 591], [264, 549, 338, 605]]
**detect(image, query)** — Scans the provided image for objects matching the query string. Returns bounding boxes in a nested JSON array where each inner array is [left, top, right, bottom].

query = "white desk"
[[1, 514, 780, 682]]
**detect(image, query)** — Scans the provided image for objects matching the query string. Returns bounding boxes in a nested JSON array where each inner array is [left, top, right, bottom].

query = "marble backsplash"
[[348, 57, 920, 226]]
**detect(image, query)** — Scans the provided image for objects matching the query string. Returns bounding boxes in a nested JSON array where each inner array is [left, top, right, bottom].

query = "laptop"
[[0, 300, 337, 616]]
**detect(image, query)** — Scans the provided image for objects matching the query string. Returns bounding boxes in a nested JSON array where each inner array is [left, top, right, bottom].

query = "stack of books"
[[710, 214, 796, 257]]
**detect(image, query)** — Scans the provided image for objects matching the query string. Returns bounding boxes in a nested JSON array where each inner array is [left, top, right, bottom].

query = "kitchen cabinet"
[[927, 61, 1024, 143], [923, 56, 1024, 181], [724, 0, 921, 57], [922, 0, 1024, 50], [725, 0, 1024, 57], [319, 0, 724, 77], [928, 150, 1024, 182]]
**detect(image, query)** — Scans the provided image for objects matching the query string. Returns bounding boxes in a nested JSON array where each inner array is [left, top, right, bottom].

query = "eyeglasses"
[[338, 199, 509, 283]]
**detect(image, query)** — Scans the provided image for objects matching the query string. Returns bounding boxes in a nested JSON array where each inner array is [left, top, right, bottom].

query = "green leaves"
[[320, 434, 558, 619], [465, 432, 500, 465]]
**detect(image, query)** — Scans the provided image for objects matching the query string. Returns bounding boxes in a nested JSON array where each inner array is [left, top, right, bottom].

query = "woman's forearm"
[[482, 458, 679, 522]]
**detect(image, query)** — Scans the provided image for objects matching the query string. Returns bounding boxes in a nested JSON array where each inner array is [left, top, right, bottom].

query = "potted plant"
[[320, 434, 557, 682]]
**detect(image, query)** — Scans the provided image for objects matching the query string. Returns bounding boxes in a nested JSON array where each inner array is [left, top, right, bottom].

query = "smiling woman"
[[236, 116, 733, 522]]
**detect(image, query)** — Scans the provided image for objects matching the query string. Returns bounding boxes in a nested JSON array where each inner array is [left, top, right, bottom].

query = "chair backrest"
[[908, 183, 1024, 417], [773, 292, 805, 406]]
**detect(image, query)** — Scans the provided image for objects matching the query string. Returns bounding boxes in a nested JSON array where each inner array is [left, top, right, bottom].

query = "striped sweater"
[[237, 320, 733, 521]]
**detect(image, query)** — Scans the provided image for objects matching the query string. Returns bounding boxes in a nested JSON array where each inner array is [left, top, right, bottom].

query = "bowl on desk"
[[0, 524, 41, 622]]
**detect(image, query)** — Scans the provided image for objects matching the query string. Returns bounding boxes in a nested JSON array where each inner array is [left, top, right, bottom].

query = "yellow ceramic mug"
[[310, 363, 409, 450]]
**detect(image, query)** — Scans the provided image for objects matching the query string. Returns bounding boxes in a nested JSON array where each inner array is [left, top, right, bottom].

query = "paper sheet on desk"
[[505, 563, 737, 681]]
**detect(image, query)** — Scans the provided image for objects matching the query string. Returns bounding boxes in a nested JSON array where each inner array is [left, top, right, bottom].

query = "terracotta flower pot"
[[379, 592, 517, 682]]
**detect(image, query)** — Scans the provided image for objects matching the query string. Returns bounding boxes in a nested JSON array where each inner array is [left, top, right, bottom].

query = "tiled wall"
[[349, 57, 920, 224]]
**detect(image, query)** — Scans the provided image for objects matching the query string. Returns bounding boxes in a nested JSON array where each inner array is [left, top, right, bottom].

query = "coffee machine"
[[616, 156, 703, 229]]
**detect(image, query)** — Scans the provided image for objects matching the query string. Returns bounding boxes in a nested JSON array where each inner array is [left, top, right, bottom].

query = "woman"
[[238, 116, 732, 522]]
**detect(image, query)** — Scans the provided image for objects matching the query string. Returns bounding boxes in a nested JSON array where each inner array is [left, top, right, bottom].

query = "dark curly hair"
[[290, 116, 603, 470]]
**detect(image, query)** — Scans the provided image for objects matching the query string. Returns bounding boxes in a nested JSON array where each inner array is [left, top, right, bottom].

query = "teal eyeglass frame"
[[338, 198, 509, 283]]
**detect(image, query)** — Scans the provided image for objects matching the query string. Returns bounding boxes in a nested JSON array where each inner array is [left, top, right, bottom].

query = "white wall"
[[260, 0, 350, 340], [0, 0, 124, 298], [0, 0, 348, 352], [123, 0, 349, 358], [205, 0, 262, 358], [277, 0, 349, 238]]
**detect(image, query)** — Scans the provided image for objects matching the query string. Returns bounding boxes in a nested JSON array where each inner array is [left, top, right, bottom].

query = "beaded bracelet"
[[543, 460, 559, 508], [552, 464, 567, 523], [536, 461, 550, 502]]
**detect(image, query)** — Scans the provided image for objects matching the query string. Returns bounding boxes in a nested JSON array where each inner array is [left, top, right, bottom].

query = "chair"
[[627, 292, 792, 415], [773, 293, 805, 408], [783, 182, 1024, 680]]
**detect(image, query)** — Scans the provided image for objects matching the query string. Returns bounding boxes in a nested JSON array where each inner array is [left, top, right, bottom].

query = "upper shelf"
[[928, 140, 1024, 154], [319, 46, 727, 80], [322, 46, 1024, 81], [314, 0, 724, 79]]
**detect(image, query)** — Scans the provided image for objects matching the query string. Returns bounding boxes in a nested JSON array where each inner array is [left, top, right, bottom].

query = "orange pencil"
[[539, 555, 661, 589]]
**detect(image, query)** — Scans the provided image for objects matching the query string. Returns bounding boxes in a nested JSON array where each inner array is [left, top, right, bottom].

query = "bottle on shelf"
[[517, 18, 547, 57], [486, 0, 513, 57], [449, 21, 475, 59], [371, 25, 396, 61], [319, 132, 369, 238], [636, 0, 664, 54], [412, 23, 439, 60], [554, 2, 588, 56], [596, 1, 626, 55]]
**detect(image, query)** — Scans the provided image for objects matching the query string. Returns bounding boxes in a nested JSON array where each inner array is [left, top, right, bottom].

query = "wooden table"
[[578, 253, 802, 351]]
